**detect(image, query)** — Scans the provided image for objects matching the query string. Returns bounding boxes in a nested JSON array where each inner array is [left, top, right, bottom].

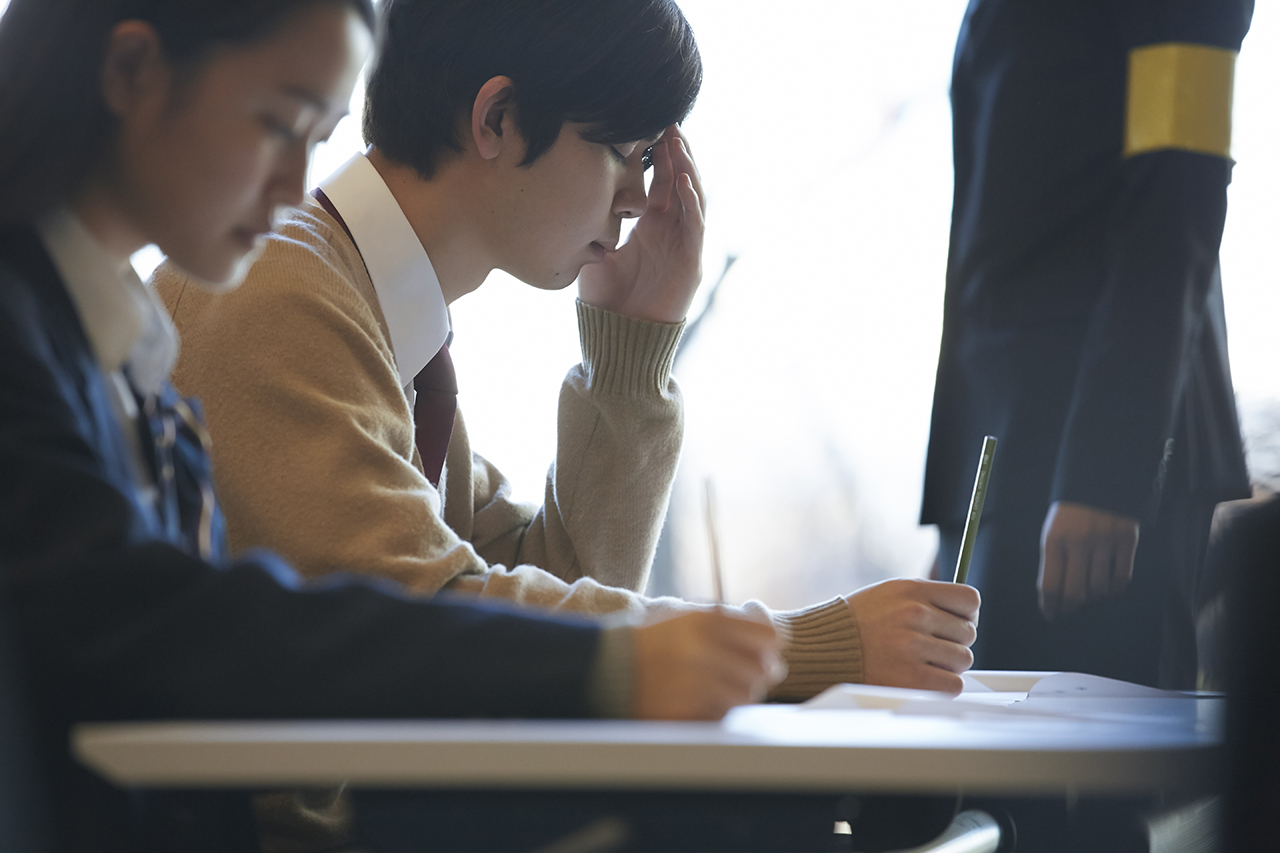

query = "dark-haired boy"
[[158, 0, 980, 704]]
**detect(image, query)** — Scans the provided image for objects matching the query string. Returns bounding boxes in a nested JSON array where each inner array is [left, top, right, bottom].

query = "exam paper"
[[802, 671, 1206, 724]]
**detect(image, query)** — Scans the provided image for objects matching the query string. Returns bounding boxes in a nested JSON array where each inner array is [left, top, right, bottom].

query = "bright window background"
[[6, 0, 1271, 607]]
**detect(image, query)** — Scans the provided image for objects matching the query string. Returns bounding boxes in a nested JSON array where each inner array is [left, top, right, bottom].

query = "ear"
[[100, 20, 169, 120], [470, 76, 517, 162]]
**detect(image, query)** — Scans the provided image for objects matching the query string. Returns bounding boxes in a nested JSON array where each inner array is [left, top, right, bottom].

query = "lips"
[[588, 237, 620, 261]]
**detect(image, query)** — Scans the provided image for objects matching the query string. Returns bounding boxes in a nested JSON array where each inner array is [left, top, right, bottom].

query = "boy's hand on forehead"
[[578, 125, 706, 324]]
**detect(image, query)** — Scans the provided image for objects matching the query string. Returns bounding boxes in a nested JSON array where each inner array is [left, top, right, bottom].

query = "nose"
[[611, 162, 648, 220]]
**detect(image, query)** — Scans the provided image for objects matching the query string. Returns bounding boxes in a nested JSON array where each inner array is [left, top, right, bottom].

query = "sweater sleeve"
[[635, 595, 865, 702], [466, 300, 685, 592]]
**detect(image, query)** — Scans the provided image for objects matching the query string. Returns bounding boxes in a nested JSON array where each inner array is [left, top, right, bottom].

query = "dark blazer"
[[0, 224, 603, 851], [0, 588, 51, 853], [921, 0, 1253, 528]]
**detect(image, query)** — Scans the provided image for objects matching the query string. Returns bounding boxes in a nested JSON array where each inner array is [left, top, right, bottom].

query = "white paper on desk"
[[804, 671, 1046, 711], [802, 671, 1196, 722], [1025, 672, 1182, 699], [1016, 673, 1214, 725], [803, 684, 957, 711], [801, 682, 1033, 718], [962, 671, 1058, 693]]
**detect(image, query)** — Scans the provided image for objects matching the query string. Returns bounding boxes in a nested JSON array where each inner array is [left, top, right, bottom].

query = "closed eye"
[[609, 144, 656, 171], [262, 115, 302, 143]]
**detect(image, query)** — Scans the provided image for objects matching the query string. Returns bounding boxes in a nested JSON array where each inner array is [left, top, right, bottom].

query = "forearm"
[[17, 546, 603, 721], [443, 563, 646, 618], [0, 437, 603, 722], [635, 595, 865, 702], [507, 301, 685, 590], [1053, 151, 1231, 518]]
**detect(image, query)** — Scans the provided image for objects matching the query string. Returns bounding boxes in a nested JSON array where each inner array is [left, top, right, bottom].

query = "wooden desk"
[[73, 698, 1223, 798]]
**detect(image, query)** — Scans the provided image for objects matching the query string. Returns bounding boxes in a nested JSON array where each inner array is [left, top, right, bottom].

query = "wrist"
[[576, 300, 683, 396]]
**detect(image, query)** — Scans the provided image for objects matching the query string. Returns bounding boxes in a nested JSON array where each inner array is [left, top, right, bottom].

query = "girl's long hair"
[[0, 0, 375, 228]]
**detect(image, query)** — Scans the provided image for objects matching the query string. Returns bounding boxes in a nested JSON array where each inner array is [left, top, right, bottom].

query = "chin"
[[172, 241, 265, 294], [549, 264, 590, 291], [516, 271, 579, 292]]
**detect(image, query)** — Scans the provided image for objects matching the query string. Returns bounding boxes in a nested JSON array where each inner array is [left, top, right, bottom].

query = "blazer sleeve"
[[0, 281, 603, 723], [1050, 0, 1252, 518]]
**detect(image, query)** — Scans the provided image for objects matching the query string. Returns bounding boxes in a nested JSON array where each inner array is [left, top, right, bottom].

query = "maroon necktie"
[[312, 187, 457, 487], [412, 338, 457, 488]]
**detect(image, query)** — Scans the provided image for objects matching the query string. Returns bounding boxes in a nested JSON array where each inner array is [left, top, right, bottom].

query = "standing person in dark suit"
[[922, 0, 1253, 688], [0, 0, 785, 848]]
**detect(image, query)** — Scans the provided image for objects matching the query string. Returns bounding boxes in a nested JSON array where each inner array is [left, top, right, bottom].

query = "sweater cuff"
[[768, 597, 864, 702], [576, 299, 683, 396], [586, 625, 635, 718]]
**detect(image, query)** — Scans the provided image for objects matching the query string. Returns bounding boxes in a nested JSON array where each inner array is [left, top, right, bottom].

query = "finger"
[[709, 609, 780, 644], [676, 173, 704, 233], [1038, 539, 1065, 620], [923, 580, 981, 622], [922, 636, 975, 674], [667, 123, 691, 155], [671, 136, 707, 219], [902, 590, 977, 645], [1111, 527, 1138, 595], [701, 614, 780, 665], [927, 612, 978, 647], [909, 665, 966, 695], [1086, 543, 1112, 601], [1060, 541, 1091, 613], [702, 653, 772, 707], [646, 135, 676, 215]]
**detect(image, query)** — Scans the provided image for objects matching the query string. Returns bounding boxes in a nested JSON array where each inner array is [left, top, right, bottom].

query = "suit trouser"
[[938, 485, 1216, 690]]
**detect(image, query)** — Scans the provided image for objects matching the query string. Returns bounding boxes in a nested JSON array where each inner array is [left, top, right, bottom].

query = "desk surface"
[[73, 698, 1223, 797]]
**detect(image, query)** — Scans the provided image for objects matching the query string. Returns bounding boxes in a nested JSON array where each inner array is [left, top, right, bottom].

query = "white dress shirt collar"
[[35, 208, 178, 395], [319, 152, 450, 388]]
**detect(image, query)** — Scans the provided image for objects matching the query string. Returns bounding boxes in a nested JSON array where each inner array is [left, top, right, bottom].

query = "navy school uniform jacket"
[[0, 224, 602, 850], [921, 0, 1253, 529]]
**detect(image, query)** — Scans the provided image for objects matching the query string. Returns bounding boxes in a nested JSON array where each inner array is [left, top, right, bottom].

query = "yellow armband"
[[1124, 43, 1236, 160]]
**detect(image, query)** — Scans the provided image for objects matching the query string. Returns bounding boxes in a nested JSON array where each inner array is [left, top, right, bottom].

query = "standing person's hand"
[[845, 579, 981, 694], [1037, 501, 1139, 620], [631, 610, 785, 720], [577, 124, 706, 324]]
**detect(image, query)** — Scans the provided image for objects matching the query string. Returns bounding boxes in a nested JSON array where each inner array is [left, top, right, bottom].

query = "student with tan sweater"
[[158, 0, 981, 703]]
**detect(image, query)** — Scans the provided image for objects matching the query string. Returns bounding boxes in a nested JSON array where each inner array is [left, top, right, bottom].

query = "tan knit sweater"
[[155, 200, 863, 700]]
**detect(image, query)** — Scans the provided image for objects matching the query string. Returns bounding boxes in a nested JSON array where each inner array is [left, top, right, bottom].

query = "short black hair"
[[363, 0, 703, 179], [0, 0, 377, 228]]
